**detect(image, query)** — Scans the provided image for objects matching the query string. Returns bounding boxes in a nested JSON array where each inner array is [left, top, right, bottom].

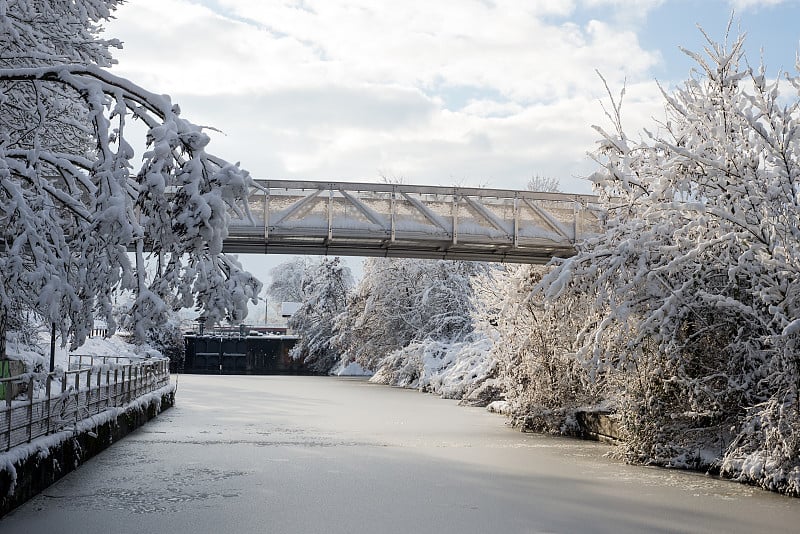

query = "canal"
[[3, 375, 799, 533]]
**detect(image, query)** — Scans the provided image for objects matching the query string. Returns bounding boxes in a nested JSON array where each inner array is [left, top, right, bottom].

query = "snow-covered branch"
[[0, 0, 261, 354]]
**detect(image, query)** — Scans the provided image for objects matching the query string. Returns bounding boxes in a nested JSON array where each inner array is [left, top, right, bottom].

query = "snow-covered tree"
[[465, 159, 615, 416], [288, 257, 353, 373], [0, 0, 261, 360], [475, 264, 603, 432], [114, 298, 185, 368], [538, 29, 800, 493], [527, 175, 561, 193], [266, 256, 323, 303], [335, 258, 491, 393]]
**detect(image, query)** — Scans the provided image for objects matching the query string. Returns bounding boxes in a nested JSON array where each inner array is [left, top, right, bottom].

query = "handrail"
[[0, 358, 171, 452], [253, 179, 600, 203], [67, 353, 148, 370]]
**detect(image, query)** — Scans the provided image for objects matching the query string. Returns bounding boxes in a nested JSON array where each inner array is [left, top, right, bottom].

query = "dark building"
[[183, 333, 305, 374]]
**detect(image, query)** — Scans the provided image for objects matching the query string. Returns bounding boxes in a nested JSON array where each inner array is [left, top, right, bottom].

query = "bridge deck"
[[226, 180, 603, 264]]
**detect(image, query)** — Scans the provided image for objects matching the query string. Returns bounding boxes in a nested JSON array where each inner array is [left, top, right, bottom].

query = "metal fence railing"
[[0, 357, 171, 453], [67, 353, 151, 370]]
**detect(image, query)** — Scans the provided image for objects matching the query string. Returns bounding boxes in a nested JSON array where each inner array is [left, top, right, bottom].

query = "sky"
[[102, 0, 800, 315]]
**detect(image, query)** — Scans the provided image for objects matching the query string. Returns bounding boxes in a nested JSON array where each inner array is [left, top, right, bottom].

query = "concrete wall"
[[575, 411, 621, 444]]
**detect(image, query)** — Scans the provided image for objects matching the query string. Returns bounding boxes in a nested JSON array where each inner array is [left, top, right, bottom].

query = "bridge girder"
[[225, 180, 602, 264]]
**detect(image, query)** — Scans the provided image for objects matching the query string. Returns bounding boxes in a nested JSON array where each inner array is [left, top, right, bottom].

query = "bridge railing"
[[0, 358, 170, 452], [226, 180, 604, 263]]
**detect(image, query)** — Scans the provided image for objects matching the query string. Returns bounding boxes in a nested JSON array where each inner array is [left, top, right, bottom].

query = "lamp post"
[[49, 323, 56, 372]]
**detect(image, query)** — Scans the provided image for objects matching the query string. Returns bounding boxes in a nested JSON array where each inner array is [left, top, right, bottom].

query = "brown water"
[[4, 375, 799, 533]]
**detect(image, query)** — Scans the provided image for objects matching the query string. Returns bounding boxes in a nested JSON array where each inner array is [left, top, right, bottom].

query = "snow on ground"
[[331, 360, 373, 377], [6, 332, 163, 373], [3, 336, 48, 372], [370, 335, 496, 401], [486, 400, 511, 415], [71, 336, 146, 359]]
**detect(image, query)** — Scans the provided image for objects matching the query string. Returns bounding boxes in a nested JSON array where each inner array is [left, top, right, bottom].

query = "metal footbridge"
[[225, 180, 603, 264]]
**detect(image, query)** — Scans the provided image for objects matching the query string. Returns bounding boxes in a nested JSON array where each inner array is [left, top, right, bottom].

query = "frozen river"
[[4, 375, 799, 533]]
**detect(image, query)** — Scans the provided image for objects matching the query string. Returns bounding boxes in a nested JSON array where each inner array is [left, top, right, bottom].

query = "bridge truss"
[[225, 180, 603, 264]]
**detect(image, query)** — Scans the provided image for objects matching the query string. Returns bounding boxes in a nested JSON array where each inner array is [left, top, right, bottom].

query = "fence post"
[[126, 365, 132, 404], [5, 384, 11, 450], [74, 371, 80, 425], [86, 368, 92, 416], [27, 376, 34, 443], [96, 368, 102, 414]]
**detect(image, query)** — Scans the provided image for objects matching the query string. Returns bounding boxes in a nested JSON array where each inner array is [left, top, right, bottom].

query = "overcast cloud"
[[104, 0, 685, 193], [105, 1, 799, 194]]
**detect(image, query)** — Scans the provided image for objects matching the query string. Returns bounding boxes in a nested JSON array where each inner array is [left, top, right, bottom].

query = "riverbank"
[[0, 383, 175, 517]]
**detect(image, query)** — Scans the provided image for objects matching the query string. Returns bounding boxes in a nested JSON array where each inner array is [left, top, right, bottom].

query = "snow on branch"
[[0, 2, 260, 353]]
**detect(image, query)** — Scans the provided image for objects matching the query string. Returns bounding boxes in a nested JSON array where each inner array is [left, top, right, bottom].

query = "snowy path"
[[3, 375, 799, 533]]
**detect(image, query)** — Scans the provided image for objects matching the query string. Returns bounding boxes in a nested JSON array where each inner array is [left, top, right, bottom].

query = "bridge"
[[225, 180, 603, 263]]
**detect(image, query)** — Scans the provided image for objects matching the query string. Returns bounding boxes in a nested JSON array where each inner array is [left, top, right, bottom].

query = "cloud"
[[581, 0, 666, 24], [729, 0, 787, 10], [227, 86, 437, 130], [171, 79, 664, 194], [104, 0, 668, 194], [107, 0, 661, 98]]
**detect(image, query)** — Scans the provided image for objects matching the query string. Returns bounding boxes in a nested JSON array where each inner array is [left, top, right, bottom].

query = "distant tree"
[[526, 175, 561, 193], [0, 0, 261, 360], [334, 258, 488, 375], [377, 173, 406, 184], [114, 298, 185, 368], [266, 257, 323, 303], [288, 257, 353, 373]]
